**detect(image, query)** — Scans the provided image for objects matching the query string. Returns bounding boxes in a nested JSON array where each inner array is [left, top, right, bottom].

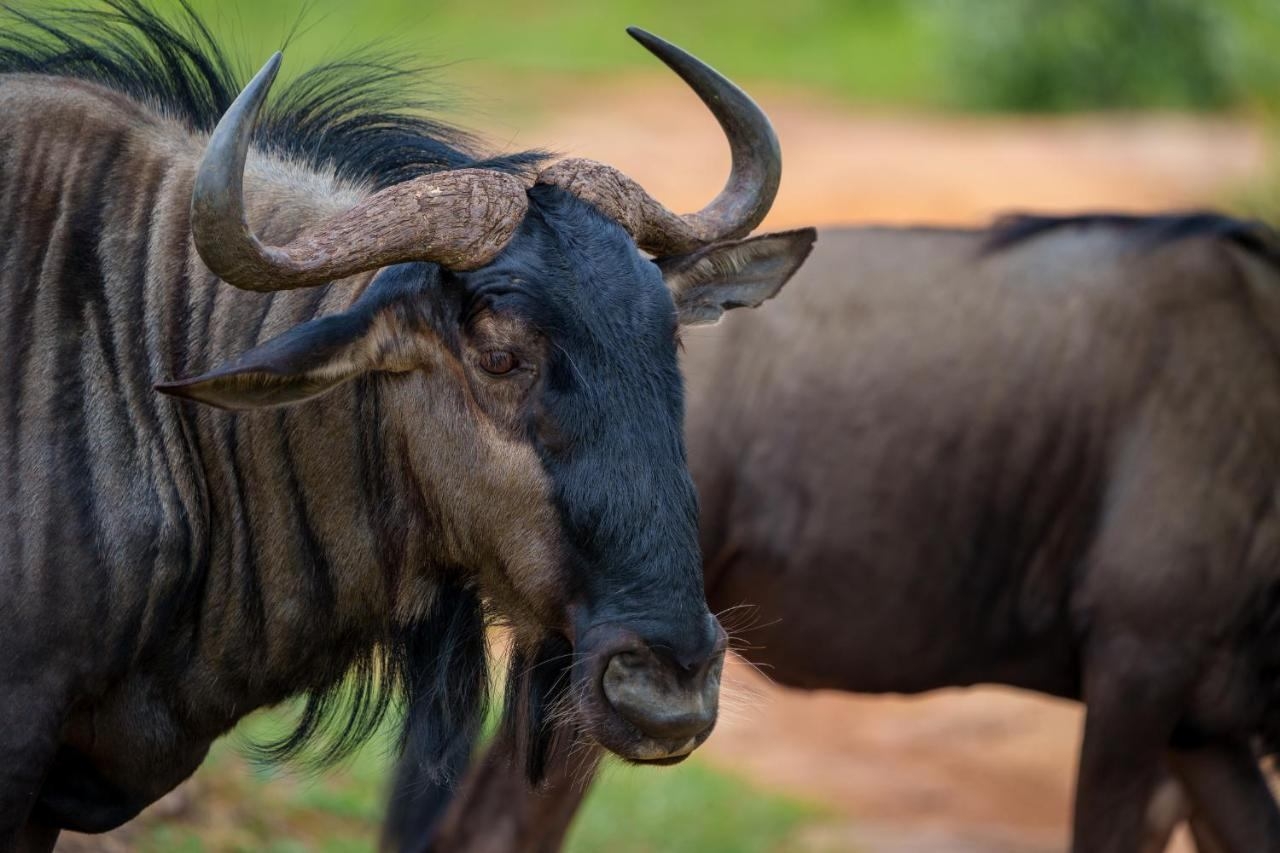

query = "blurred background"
[[50, 1, 1280, 851]]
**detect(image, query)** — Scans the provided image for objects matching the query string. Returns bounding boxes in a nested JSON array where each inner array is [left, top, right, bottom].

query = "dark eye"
[[479, 350, 518, 376]]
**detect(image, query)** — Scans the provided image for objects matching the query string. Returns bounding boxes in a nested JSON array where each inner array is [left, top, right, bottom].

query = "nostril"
[[654, 630, 728, 675], [673, 649, 702, 673], [673, 646, 726, 677]]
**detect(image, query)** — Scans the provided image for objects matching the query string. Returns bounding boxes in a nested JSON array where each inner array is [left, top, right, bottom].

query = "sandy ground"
[[472, 76, 1268, 229], [58, 79, 1272, 852], [494, 80, 1270, 853]]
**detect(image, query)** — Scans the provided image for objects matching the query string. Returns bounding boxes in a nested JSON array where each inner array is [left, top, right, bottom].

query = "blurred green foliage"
[[939, 0, 1280, 113], [568, 760, 819, 853], [942, 0, 1234, 111], [152, 0, 1280, 113], [168, 0, 938, 105]]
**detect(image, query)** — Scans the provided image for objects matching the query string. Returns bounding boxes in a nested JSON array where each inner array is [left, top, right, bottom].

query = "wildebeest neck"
[[0, 73, 486, 731]]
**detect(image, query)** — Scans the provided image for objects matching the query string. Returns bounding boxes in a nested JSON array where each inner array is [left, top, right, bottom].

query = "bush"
[[940, 0, 1239, 112]]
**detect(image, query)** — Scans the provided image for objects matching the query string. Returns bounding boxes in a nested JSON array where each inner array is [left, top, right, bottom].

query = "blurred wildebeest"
[[389, 219, 1280, 853], [0, 2, 816, 849]]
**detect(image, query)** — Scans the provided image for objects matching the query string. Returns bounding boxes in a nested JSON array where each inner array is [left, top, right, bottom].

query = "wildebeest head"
[[156, 29, 815, 769]]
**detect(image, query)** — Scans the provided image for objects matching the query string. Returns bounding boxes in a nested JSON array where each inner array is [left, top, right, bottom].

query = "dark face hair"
[[454, 186, 704, 639], [162, 190, 815, 772], [358, 188, 714, 777], [389, 186, 710, 693]]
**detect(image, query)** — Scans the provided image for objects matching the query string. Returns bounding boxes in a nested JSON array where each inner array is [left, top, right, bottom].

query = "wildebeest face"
[[438, 189, 817, 766], [159, 185, 813, 763], [156, 27, 816, 768], [456, 185, 725, 765], [505, 204, 816, 766]]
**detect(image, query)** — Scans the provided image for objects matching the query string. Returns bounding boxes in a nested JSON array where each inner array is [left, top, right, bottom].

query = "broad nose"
[[601, 641, 725, 741]]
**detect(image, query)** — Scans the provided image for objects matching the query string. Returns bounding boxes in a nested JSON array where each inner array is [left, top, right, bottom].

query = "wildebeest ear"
[[658, 228, 816, 326], [155, 305, 438, 411]]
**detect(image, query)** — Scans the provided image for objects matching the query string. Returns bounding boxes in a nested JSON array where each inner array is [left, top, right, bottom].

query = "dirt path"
[[474, 77, 1267, 229], [60, 81, 1271, 852], [501, 82, 1269, 853], [709, 664, 1081, 852]]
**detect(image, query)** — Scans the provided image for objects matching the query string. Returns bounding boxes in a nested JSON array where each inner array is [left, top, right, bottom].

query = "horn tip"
[[243, 52, 283, 94], [154, 378, 194, 398], [232, 51, 282, 115], [626, 26, 664, 51], [260, 51, 283, 82]]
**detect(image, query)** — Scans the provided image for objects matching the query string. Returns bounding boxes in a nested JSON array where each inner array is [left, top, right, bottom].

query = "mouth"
[[619, 733, 706, 765], [629, 753, 693, 767]]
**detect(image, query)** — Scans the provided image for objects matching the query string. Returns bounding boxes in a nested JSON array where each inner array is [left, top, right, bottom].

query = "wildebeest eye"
[[479, 350, 519, 376]]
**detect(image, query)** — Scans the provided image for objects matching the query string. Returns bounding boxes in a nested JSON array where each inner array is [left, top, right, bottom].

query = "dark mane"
[[0, 0, 548, 190], [985, 211, 1280, 265]]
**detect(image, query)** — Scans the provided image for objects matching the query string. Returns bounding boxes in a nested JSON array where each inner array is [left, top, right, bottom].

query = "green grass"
[[568, 760, 818, 853], [127, 701, 821, 852]]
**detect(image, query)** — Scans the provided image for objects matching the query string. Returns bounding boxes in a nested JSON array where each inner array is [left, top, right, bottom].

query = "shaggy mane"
[[0, 0, 548, 190]]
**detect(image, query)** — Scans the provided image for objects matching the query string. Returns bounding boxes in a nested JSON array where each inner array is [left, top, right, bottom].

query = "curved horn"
[[191, 54, 530, 291], [537, 28, 782, 256]]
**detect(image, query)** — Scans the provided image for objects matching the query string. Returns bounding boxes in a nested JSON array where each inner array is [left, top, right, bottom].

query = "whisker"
[[551, 339, 590, 390]]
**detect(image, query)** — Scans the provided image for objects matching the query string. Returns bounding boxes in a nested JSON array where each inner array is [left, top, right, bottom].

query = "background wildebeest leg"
[[387, 729, 597, 853], [1072, 636, 1193, 853], [1140, 773, 1189, 853], [1168, 741, 1280, 852]]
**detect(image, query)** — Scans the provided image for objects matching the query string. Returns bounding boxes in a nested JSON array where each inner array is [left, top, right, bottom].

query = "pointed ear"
[[155, 306, 438, 411], [658, 228, 816, 326]]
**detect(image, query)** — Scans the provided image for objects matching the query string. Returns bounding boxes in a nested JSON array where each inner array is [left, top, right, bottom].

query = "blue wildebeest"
[[389, 220, 1280, 853], [0, 3, 816, 849]]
